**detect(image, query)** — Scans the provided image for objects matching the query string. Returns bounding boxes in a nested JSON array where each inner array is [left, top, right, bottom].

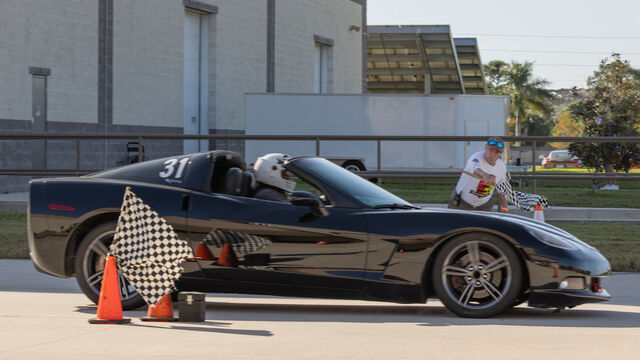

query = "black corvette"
[[28, 150, 611, 318]]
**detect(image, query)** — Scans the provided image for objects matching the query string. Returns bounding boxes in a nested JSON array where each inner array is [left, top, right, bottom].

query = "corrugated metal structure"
[[454, 38, 488, 95], [366, 25, 487, 95]]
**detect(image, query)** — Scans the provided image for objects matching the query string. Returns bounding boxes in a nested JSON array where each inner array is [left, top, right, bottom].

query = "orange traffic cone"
[[89, 255, 131, 324], [141, 293, 178, 322], [196, 243, 216, 260], [217, 243, 238, 267], [534, 204, 545, 222]]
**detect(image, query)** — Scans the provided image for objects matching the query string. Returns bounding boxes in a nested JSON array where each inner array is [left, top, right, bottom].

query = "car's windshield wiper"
[[371, 203, 420, 210]]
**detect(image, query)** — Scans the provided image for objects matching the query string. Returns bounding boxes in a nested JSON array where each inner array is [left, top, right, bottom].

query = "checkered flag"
[[496, 174, 549, 212], [110, 187, 192, 306], [203, 229, 271, 255]]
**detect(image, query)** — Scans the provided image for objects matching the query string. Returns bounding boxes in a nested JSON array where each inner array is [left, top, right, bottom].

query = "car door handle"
[[181, 194, 190, 211]]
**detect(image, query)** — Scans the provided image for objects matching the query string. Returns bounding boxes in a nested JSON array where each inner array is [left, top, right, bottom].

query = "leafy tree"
[[484, 61, 554, 138], [523, 114, 554, 137], [568, 54, 640, 172], [505, 62, 553, 138], [587, 53, 640, 89], [484, 60, 509, 94], [550, 110, 584, 148]]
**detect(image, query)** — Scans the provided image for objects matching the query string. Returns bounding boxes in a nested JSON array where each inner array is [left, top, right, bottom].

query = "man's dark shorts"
[[447, 190, 494, 211]]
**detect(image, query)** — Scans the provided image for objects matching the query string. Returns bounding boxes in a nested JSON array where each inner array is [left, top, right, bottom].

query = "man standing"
[[448, 137, 509, 212]]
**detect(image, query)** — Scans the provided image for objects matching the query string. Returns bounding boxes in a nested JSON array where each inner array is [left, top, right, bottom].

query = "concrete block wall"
[[1, 0, 364, 134], [112, 0, 184, 128], [45, 138, 184, 170], [0, 120, 32, 193], [275, 0, 363, 94], [0, 0, 365, 192], [0, 0, 98, 123], [0, 0, 99, 192], [209, 0, 268, 132]]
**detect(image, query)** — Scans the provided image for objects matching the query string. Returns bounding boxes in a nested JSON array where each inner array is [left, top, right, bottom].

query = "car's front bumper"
[[528, 288, 611, 309]]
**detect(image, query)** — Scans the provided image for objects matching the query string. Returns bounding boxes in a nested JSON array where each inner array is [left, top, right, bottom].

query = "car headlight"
[[525, 226, 580, 251]]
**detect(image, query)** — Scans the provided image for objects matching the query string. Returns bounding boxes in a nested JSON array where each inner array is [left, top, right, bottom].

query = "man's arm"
[[473, 168, 496, 186]]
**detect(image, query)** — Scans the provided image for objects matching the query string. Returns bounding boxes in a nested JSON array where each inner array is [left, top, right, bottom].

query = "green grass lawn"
[[0, 212, 28, 259], [550, 222, 640, 272], [2, 211, 637, 271], [378, 178, 640, 208], [380, 178, 457, 204]]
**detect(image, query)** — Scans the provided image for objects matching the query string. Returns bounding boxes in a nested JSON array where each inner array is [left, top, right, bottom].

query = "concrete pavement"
[[0, 191, 29, 212], [0, 259, 639, 359]]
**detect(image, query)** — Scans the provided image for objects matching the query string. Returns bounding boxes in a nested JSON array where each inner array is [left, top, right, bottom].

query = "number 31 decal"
[[159, 157, 190, 179]]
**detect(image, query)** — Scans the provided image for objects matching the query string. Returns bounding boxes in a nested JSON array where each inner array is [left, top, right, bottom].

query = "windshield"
[[552, 151, 571, 159], [288, 157, 414, 208]]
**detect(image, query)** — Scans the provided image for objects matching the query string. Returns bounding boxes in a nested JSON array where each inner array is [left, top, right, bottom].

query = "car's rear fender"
[[30, 178, 189, 277], [63, 211, 120, 276]]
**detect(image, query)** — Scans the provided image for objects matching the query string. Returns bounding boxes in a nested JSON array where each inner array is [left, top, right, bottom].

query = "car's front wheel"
[[74, 221, 145, 310], [432, 233, 523, 318]]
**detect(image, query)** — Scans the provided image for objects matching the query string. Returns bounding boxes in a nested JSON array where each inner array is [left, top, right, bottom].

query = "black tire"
[[74, 221, 145, 310], [341, 160, 366, 172], [432, 233, 523, 318]]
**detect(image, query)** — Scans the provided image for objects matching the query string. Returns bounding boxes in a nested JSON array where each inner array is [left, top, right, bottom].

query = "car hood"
[[415, 206, 597, 251]]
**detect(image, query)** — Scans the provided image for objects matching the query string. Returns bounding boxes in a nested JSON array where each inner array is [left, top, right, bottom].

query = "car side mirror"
[[289, 191, 329, 217]]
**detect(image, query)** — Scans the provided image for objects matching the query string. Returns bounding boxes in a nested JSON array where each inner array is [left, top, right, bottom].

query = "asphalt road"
[[0, 259, 638, 360]]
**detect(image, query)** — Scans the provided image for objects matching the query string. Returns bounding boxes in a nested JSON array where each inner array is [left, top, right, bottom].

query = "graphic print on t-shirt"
[[470, 180, 494, 198]]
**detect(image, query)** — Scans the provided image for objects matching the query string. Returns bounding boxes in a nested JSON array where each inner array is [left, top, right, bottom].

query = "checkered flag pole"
[[496, 173, 549, 212], [110, 187, 192, 306]]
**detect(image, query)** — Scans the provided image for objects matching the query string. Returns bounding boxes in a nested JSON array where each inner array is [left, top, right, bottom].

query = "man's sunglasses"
[[488, 140, 504, 148]]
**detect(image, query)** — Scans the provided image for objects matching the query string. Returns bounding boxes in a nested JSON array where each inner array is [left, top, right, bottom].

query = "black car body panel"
[[28, 151, 611, 312]]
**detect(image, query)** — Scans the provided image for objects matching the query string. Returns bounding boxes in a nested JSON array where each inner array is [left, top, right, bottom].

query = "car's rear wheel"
[[432, 233, 523, 318], [74, 221, 145, 310]]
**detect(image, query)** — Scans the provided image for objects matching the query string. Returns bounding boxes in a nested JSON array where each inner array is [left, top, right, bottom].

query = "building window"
[[313, 35, 333, 93], [314, 43, 329, 93]]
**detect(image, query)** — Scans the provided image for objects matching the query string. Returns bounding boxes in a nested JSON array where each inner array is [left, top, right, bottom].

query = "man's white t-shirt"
[[455, 151, 507, 207]]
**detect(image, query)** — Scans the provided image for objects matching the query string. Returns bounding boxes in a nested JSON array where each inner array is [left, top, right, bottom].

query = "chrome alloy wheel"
[[75, 223, 143, 309], [441, 240, 512, 310]]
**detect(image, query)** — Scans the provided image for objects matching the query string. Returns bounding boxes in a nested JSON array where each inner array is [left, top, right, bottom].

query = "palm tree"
[[504, 62, 553, 139]]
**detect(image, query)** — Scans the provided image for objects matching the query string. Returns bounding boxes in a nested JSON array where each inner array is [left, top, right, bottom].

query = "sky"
[[367, 0, 640, 89]]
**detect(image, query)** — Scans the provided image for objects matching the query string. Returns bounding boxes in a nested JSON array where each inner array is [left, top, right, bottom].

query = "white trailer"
[[245, 94, 509, 170]]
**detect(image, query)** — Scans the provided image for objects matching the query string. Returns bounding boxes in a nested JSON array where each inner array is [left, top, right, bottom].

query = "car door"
[[186, 192, 369, 289]]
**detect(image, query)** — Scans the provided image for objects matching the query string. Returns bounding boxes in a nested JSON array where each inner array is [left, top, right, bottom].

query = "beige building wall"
[[0, 0, 98, 124], [209, 0, 268, 132], [111, 0, 270, 132], [1, 0, 364, 132], [0, 0, 365, 191], [275, 0, 363, 94], [112, 0, 185, 128]]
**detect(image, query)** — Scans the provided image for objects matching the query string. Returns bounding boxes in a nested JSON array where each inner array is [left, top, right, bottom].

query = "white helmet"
[[254, 153, 296, 193]]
